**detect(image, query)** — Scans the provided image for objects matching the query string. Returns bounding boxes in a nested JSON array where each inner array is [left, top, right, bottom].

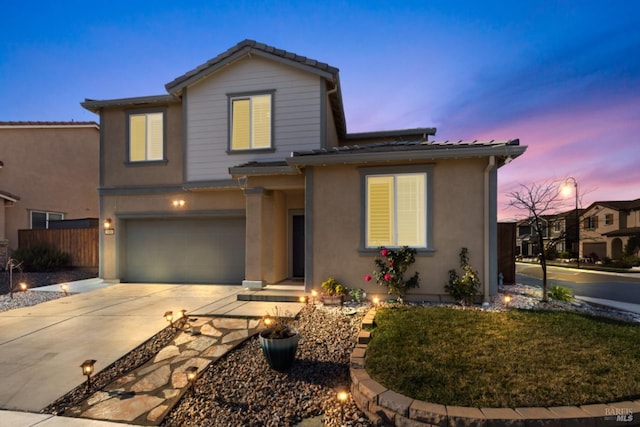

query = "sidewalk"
[[575, 295, 640, 315]]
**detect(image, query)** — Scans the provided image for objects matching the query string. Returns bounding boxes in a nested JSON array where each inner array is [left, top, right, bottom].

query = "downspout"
[[483, 156, 496, 303]]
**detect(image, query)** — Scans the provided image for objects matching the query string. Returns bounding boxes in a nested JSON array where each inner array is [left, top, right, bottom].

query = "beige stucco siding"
[[101, 103, 183, 188], [310, 159, 487, 299], [185, 56, 322, 181], [0, 125, 99, 250]]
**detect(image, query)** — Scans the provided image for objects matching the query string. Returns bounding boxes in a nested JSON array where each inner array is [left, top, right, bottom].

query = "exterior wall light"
[[103, 218, 114, 235], [80, 359, 96, 388], [172, 199, 186, 208]]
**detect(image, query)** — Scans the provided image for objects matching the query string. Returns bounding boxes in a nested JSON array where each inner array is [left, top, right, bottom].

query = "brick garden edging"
[[350, 308, 640, 427]]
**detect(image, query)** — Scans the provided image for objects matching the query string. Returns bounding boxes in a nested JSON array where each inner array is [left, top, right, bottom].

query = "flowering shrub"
[[445, 247, 481, 305], [366, 246, 420, 300]]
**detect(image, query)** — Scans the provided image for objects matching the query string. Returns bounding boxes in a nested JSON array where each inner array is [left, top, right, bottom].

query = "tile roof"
[[0, 121, 98, 127], [604, 226, 640, 237], [0, 190, 20, 202], [586, 199, 640, 212], [292, 138, 521, 157], [165, 39, 339, 94]]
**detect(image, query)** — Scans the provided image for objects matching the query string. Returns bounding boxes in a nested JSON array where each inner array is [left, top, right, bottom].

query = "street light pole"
[[564, 177, 579, 268]]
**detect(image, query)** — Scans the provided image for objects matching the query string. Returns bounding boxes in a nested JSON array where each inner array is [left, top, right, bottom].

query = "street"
[[516, 263, 640, 304]]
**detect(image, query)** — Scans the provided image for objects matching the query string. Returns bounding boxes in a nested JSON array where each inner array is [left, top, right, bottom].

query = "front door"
[[292, 214, 305, 278]]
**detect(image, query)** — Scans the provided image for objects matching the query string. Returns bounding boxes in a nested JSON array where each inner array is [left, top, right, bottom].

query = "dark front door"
[[292, 214, 305, 278]]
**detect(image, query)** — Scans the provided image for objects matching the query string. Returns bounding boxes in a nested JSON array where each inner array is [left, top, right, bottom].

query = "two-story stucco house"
[[0, 121, 99, 266], [81, 40, 526, 301], [580, 199, 640, 260]]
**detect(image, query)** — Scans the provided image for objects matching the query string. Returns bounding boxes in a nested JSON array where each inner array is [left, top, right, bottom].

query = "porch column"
[[243, 187, 271, 288]]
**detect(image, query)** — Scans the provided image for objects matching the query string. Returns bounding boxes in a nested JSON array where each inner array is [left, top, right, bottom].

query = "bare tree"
[[508, 181, 569, 302]]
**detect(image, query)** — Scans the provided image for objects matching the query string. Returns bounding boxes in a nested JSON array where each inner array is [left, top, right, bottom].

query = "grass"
[[365, 306, 640, 408]]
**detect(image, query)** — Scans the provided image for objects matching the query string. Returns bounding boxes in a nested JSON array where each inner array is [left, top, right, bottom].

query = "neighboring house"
[[515, 209, 581, 258], [581, 199, 640, 260], [0, 122, 100, 266], [81, 40, 526, 301]]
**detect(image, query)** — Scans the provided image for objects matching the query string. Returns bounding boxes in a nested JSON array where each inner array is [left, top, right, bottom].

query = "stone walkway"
[[64, 316, 263, 426]]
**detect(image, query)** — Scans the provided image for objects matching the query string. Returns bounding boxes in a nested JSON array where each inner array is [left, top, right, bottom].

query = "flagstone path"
[[64, 316, 264, 426]]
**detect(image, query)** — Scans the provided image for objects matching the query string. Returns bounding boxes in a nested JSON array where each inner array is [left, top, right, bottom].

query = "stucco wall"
[[101, 102, 183, 189], [310, 159, 488, 299], [0, 124, 99, 250]]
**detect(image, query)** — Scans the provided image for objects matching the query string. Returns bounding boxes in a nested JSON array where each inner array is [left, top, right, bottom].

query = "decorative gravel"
[[2, 279, 637, 426]]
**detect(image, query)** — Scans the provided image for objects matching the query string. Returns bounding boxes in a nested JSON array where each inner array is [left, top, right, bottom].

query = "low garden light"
[[311, 289, 318, 303], [164, 311, 174, 326], [337, 390, 349, 421], [61, 283, 69, 296], [19, 282, 27, 292], [299, 296, 308, 304], [263, 315, 273, 328], [372, 296, 380, 306], [504, 295, 512, 307], [80, 359, 96, 388], [186, 366, 198, 384]]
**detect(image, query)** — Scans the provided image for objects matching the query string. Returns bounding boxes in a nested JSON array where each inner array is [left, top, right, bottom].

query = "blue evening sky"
[[1, 1, 639, 219]]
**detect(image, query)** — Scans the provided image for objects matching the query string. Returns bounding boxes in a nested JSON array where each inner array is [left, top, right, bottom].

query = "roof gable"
[[165, 39, 340, 95]]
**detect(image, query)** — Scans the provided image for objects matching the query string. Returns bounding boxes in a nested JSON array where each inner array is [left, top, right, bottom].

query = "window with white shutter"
[[230, 93, 272, 150], [366, 173, 427, 248], [128, 111, 164, 162]]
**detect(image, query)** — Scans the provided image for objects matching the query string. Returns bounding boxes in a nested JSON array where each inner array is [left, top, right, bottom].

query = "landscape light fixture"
[[263, 316, 273, 328], [61, 283, 69, 296], [186, 366, 198, 384], [562, 177, 580, 268], [164, 311, 174, 327], [311, 289, 318, 304], [19, 282, 27, 292], [80, 359, 96, 388], [337, 390, 349, 421], [504, 295, 512, 307], [372, 296, 380, 307], [299, 296, 308, 304], [103, 218, 114, 235]]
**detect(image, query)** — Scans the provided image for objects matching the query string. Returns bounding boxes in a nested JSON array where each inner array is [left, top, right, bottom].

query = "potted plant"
[[320, 277, 348, 305], [259, 308, 301, 371]]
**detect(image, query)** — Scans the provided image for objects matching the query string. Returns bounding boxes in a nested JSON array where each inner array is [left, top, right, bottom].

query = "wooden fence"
[[18, 227, 99, 269]]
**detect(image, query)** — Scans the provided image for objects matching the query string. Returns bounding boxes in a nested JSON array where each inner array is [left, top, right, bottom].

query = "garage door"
[[124, 217, 245, 284], [583, 242, 606, 261]]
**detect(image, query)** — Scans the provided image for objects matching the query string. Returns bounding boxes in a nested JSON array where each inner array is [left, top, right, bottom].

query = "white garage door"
[[124, 217, 245, 284]]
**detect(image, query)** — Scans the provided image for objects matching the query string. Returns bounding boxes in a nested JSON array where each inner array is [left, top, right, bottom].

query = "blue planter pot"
[[259, 329, 300, 371]]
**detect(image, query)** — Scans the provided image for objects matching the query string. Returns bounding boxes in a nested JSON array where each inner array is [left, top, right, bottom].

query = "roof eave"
[[287, 145, 527, 167], [229, 165, 301, 176], [81, 95, 178, 113]]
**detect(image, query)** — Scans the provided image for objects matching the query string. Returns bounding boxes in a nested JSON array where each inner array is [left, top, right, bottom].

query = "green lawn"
[[365, 306, 640, 408]]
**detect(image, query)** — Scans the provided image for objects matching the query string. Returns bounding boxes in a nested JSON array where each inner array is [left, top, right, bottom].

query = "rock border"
[[350, 308, 640, 427]]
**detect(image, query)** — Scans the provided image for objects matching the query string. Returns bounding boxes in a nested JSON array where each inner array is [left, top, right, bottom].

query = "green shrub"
[[11, 243, 71, 272], [548, 285, 573, 302], [321, 277, 348, 296], [445, 248, 481, 305]]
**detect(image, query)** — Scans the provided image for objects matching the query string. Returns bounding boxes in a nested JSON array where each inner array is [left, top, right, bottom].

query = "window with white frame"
[[230, 93, 272, 150], [30, 211, 64, 229], [365, 173, 427, 248], [128, 111, 164, 162]]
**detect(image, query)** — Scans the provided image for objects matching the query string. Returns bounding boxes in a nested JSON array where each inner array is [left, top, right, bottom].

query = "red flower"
[[364, 274, 372, 282], [389, 261, 394, 267], [384, 273, 391, 281], [381, 248, 389, 257]]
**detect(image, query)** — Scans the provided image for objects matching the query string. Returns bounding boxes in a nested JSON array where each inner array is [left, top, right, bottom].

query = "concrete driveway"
[[0, 282, 248, 412]]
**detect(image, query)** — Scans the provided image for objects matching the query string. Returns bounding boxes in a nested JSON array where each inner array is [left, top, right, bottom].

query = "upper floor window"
[[584, 215, 598, 230], [365, 173, 427, 248], [229, 93, 272, 151], [31, 211, 64, 229], [128, 111, 164, 162], [605, 213, 614, 225]]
